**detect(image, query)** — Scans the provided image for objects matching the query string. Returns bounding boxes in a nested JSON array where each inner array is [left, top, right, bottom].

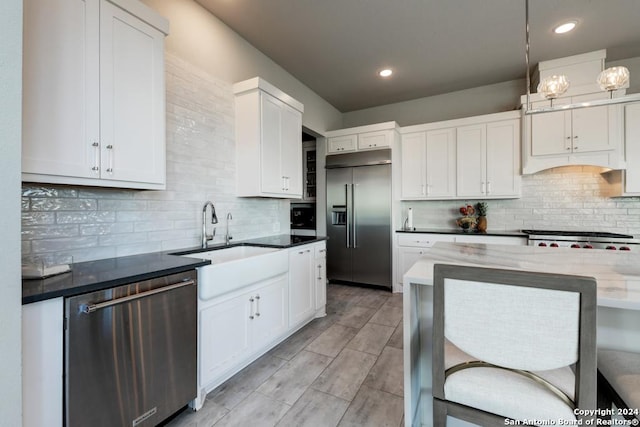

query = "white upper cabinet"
[[456, 124, 487, 197], [457, 120, 521, 198], [326, 122, 398, 155], [327, 134, 357, 154], [486, 119, 521, 197], [234, 78, 304, 199], [401, 128, 456, 199], [523, 93, 623, 174], [22, 0, 169, 190], [606, 102, 640, 197], [400, 111, 521, 200]]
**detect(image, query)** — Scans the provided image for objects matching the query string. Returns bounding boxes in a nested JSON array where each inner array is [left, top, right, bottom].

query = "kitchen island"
[[402, 242, 640, 427]]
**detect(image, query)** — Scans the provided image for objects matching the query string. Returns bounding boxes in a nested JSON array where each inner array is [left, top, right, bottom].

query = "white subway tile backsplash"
[[404, 166, 640, 235], [31, 237, 99, 253], [22, 225, 79, 240], [30, 198, 97, 212], [80, 223, 134, 236], [21, 212, 55, 226], [56, 211, 116, 224], [21, 53, 289, 262]]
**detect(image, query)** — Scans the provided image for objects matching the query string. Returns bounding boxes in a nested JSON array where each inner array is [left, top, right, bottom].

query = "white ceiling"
[[196, 0, 640, 112]]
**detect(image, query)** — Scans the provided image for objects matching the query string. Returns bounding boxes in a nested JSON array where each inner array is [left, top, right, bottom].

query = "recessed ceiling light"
[[379, 69, 393, 78], [554, 21, 577, 34]]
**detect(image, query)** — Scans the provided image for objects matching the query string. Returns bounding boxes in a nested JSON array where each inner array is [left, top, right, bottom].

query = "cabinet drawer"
[[397, 233, 455, 248], [357, 130, 391, 150], [314, 243, 326, 258]]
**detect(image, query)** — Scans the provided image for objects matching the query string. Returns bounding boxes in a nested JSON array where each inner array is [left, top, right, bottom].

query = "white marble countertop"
[[404, 242, 640, 311]]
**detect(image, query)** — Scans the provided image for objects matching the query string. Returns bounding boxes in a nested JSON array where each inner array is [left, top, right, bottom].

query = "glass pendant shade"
[[597, 66, 630, 92], [537, 75, 570, 100]]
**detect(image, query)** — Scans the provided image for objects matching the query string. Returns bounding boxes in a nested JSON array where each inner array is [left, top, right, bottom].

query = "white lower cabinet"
[[315, 244, 327, 313], [289, 247, 315, 327], [289, 241, 327, 327], [199, 274, 288, 390], [22, 298, 64, 427], [396, 234, 455, 288], [396, 233, 526, 289], [196, 241, 326, 408]]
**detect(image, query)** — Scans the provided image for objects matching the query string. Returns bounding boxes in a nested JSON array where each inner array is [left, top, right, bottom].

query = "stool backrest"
[[433, 264, 597, 411]]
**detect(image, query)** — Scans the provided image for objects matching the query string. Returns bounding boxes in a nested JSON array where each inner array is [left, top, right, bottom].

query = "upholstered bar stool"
[[598, 349, 640, 421], [432, 264, 598, 426]]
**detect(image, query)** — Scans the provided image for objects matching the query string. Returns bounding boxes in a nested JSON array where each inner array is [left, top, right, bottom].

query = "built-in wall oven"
[[291, 203, 316, 236], [65, 271, 197, 427], [522, 229, 639, 251]]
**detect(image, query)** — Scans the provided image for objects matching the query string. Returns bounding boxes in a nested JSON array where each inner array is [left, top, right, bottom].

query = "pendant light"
[[523, 0, 640, 115]]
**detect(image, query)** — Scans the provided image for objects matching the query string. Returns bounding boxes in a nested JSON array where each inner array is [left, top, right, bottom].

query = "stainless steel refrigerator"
[[326, 149, 391, 289]]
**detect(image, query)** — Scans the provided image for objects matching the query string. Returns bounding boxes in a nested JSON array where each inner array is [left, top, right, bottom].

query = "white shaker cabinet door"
[[315, 244, 327, 311], [456, 124, 486, 197], [99, 1, 166, 185], [289, 247, 315, 328], [400, 132, 427, 198], [530, 110, 568, 156], [250, 276, 289, 351], [570, 105, 610, 153], [22, 298, 64, 427], [625, 103, 640, 193], [280, 103, 303, 197], [425, 128, 457, 198], [22, 0, 100, 179], [199, 293, 252, 388], [260, 92, 284, 194], [486, 119, 520, 197]]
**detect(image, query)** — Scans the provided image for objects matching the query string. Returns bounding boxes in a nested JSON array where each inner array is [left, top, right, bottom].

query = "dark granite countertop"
[[395, 228, 527, 238], [172, 234, 328, 256], [22, 234, 328, 304]]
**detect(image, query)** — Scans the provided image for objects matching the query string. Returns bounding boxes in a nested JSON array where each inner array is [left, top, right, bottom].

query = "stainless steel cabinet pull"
[[249, 297, 255, 319], [255, 294, 260, 317], [80, 279, 195, 314], [487, 181, 492, 194], [92, 142, 100, 172], [106, 144, 114, 173], [317, 264, 322, 280]]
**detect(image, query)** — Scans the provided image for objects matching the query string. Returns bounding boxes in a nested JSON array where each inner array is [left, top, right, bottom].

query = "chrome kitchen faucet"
[[225, 213, 233, 245], [202, 201, 218, 248]]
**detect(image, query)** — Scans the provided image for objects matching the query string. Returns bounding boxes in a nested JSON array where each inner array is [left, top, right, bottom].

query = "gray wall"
[[343, 56, 640, 128], [343, 79, 524, 128], [0, 0, 23, 424], [142, 0, 343, 135]]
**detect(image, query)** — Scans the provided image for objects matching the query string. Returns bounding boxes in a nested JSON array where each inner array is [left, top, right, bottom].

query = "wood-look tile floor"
[[166, 283, 404, 427]]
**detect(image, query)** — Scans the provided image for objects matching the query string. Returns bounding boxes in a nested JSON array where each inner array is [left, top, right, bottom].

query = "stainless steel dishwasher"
[[65, 270, 197, 427]]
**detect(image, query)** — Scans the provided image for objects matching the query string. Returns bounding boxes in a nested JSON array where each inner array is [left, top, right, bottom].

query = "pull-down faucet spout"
[[225, 213, 233, 245], [202, 201, 218, 248]]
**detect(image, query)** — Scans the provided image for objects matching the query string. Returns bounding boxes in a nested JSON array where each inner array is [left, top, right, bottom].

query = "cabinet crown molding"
[[399, 110, 521, 134], [108, 0, 169, 34], [233, 77, 304, 113]]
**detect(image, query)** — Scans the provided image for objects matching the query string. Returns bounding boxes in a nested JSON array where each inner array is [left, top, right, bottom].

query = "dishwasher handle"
[[80, 279, 195, 314]]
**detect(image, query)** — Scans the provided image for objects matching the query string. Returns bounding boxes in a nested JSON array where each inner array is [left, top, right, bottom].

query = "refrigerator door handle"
[[351, 183, 357, 248], [345, 184, 350, 248]]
